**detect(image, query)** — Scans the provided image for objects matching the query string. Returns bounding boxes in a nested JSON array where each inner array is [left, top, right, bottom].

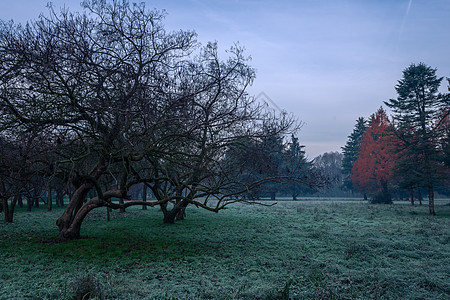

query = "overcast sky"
[[1, 0, 449, 157]]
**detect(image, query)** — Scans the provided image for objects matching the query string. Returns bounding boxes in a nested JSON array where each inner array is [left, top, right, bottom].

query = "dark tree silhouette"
[[284, 134, 313, 199], [384, 63, 449, 214], [0, 1, 318, 238], [313, 151, 344, 197], [341, 117, 367, 193]]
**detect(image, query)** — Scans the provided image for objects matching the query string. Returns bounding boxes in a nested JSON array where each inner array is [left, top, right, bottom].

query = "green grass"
[[1, 200, 450, 299]]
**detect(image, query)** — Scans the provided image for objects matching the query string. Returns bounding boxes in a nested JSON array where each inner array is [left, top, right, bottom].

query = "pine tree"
[[261, 133, 286, 200], [384, 63, 448, 214], [341, 117, 367, 192], [284, 134, 312, 199], [435, 105, 450, 195]]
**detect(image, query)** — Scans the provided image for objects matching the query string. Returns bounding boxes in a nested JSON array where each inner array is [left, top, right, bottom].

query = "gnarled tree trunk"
[[56, 183, 94, 240], [162, 199, 189, 224], [56, 160, 107, 240]]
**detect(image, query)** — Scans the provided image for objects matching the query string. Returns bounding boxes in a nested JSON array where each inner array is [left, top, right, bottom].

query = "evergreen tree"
[[260, 133, 286, 200], [435, 94, 450, 195], [384, 63, 449, 215], [284, 134, 312, 199], [341, 117, 367, 192]]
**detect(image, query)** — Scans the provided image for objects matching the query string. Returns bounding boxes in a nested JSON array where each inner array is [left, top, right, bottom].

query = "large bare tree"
[[0, 0, 316, 239]]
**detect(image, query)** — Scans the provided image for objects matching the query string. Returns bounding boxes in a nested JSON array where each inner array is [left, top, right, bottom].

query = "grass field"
[[1, 199, 449, 299]]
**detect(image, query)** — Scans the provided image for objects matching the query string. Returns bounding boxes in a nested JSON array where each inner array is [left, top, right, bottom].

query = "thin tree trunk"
[[2, 198, 9, 223], [142, 184, 147, 210], [2, 196, 19, 223], [418, 189, 423, 205], [410, 189, 414, 206], [60, 193, 65, 206], [26, 198, 32, 212], [18, 196, 23, 208], [47, 187, 52, 211], [7, 195, 19, 223], [56, 188, 62, 207], [428, 182, 435, 215], [118, 197, 125, 213]]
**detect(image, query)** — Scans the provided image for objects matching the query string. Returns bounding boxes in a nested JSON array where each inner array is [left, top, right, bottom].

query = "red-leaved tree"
[[351, 108, 399, 203]]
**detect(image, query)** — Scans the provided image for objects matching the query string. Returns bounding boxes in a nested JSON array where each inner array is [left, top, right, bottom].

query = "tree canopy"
[[351, 108, 398, 203], [384, 63, 449, 214], [0, 0, 320, 238], [341, 117, 367, 192]]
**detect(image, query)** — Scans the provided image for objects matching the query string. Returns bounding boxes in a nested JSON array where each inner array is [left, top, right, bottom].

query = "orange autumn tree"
[[351, 108, 399, 203]]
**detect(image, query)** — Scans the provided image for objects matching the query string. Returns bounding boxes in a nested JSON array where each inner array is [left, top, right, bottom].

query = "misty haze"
[[0, 1, 449, 299]]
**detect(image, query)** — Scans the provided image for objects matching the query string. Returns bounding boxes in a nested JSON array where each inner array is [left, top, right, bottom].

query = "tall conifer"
[[341, 117, 367, 192], [385, 63, 448, 214]]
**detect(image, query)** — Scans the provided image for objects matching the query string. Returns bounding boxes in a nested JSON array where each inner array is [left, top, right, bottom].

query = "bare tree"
[[0, 1, 320, 239], [0, 132, 51, 222]]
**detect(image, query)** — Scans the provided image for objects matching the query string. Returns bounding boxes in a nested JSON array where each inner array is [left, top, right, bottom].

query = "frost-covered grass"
[[1, 200, 449, 299]]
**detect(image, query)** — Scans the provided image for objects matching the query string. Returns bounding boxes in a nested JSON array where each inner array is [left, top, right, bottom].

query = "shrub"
[[370, 191, 393, 204]]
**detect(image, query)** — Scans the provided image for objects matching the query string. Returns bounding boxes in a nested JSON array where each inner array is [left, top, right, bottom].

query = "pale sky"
[[1, 0, 449, 157]]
